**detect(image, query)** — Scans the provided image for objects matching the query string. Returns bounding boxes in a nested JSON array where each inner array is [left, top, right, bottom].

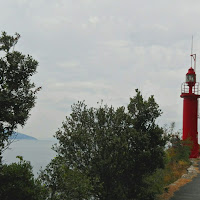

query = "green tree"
[[39, 156, 94, 200], [0, 31, 40, 157], [0, 156, 47, 200], [40, 90, 166, 200]]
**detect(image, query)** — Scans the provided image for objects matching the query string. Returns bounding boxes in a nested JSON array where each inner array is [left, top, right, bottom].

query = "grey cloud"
[[3, 0, 200, 138]]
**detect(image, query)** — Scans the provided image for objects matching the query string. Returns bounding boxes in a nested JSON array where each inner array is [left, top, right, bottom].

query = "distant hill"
[[9, 132, 37, 140]]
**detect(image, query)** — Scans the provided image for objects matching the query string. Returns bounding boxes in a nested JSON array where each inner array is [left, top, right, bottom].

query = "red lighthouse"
[[180, 54, 200, 158]]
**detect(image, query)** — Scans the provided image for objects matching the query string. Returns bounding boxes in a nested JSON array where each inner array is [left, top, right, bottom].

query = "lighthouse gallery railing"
[[181, 82, 200, 95]]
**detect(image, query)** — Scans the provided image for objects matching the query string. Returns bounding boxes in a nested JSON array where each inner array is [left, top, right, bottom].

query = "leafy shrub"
[[0, 156, 47, 200], [39, 156, 94, 200], [157, 126, 191, 191]]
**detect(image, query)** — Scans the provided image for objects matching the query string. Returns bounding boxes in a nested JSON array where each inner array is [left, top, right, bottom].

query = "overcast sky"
[[2, 0, 200, 139]]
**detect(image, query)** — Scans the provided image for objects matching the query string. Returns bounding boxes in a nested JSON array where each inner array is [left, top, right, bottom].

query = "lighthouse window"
[[186, 75, 194, 82]]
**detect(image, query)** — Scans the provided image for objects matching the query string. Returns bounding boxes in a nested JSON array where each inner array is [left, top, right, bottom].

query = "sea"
[[2, 139, 57, 177]]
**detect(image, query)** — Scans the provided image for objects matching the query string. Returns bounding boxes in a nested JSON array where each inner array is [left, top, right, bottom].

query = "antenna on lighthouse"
[[191, 36, 193, 53], [191, 36, 196, 72]]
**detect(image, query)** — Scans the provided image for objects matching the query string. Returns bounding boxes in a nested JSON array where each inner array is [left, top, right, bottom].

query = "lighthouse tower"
[[180, 54, 200, 158]]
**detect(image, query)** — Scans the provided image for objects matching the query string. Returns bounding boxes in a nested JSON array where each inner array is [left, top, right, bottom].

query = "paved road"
[[170, 172, 200, 200]]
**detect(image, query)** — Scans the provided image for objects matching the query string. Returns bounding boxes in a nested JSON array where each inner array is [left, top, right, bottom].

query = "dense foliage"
[[40, 89, 167, 200], [163, 128, 191, 186], [146, 124, 191, 199], [39, 156, 94, 200], [0, 31, 40, 157], [0, 157, 47, 200]]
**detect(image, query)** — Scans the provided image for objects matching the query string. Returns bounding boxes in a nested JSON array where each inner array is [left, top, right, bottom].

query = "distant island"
[[9, 132, 37, 140]]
